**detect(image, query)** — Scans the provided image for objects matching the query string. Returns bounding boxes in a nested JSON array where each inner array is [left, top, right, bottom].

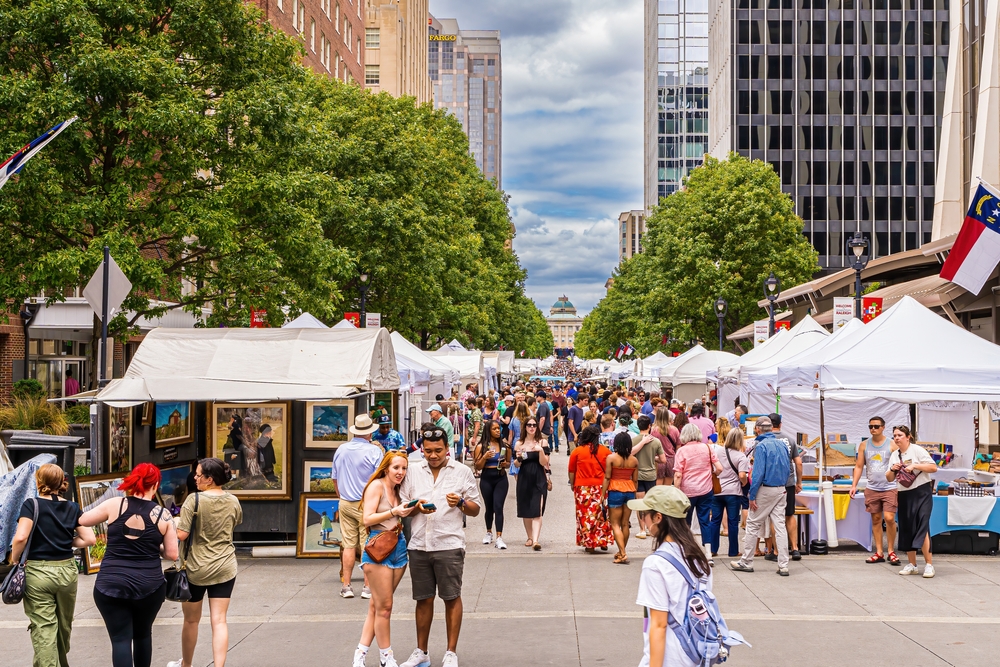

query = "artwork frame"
[[154, 401, 195, 448], [296, 492, 342, 558], [108, 406, 133, 473], [156, 462, 196, 516], [141, 402, 154, 426], [372, 391, 397, 431], [75, 473, 126, 574], [211, 402, 291, 500], [303, 460, 336, 493], [304, 399, 355, 449]]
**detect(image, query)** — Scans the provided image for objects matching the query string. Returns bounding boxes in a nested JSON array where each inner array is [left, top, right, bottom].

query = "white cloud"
[[430, 0, 643, 312]]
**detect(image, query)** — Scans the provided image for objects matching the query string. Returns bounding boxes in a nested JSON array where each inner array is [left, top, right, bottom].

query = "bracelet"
[[389, 507, 396, 517]]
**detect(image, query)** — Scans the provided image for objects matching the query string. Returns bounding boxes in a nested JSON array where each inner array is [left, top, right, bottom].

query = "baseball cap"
[[627, 485, 691, 518], [377, 414, 392, 425], [425, 403, 443, 413], [755, 416, 773, 428]]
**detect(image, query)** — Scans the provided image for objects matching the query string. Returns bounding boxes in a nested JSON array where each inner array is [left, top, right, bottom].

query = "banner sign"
[[861, 297, 883, 323], [833, 297, 854, 328], [775, 320, 792, 331], [753, 320, 769, 347], [365, 312, 381, 328], [343, 312, 360, 327], [250, 309, 268, 328]]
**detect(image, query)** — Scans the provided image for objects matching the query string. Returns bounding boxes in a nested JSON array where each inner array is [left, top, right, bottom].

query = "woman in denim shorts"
[[355, 451, 420, 667], [602, 432, 639, 564]]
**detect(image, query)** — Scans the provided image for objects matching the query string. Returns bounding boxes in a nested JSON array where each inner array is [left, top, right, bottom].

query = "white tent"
[[736, 315, 830, 407], [96, 327, 400, 404], [663, 349, 739, 403], [390, 331, 461, 389], [438, 339, 467, 351], [429, 348, 488, 393], [483, 351, 516, 375], [643, 351, 670, 367], [332, 318, 357, 329], [652, 345, 706, 378], [282, 312, 328, 329]]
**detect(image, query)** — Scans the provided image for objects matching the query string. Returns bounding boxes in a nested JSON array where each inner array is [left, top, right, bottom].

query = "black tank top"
[[95, 496, 167, 599]]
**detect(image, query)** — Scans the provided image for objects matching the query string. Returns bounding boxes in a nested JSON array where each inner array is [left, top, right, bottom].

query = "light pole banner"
[[862, 297, 883, 323], [753, 320, 769, 347], [833, 297, 854, 328], [365, 312, 381, 328]]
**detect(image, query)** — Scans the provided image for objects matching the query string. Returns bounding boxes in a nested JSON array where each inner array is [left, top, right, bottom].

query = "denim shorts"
[[361, 529, 409, 569], [607, 490, 636, 508]]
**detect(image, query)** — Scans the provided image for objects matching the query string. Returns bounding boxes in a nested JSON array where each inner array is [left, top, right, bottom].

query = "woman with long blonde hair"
[[651, 407, 678, 486], [354, 451, 420, 667]]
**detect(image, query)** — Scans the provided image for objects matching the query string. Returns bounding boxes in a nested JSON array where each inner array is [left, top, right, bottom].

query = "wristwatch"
[[458, 497, 466, 509]]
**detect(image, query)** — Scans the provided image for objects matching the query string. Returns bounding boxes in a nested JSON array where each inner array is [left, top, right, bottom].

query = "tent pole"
[[819, 389, 826, 542]]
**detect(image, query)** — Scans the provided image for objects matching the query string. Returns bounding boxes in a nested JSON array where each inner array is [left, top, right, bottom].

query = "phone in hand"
[[406, 499, 420, 507], [422, 503, 437, 511]]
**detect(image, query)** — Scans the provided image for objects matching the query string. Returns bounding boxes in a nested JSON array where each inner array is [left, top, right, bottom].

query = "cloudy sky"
[[430, 0, 644, 315]]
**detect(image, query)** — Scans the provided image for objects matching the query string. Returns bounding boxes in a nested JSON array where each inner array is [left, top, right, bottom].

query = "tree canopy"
[[575, 154, 819, 358]]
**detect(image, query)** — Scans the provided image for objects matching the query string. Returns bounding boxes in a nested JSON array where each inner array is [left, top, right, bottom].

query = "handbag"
[[895, 465, 918, 489], [164, 493, 198, 602], [1, 498, 37, 605], [708, 444, 722, 495], [364, 523, 401, 562]]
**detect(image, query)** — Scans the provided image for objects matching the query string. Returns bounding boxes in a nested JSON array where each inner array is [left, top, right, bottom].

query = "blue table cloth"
[[930, 496, 1000, 536]]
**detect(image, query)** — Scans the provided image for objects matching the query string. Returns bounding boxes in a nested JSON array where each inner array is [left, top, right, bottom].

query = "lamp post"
[[847, 230, 870, 319], [714, 298, 728, 350], [359, 273, 370, 328], [764, 272, 781, 336]]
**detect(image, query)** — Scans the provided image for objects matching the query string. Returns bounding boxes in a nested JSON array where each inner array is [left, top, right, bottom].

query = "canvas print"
[[154, 401, 194, 448], [305, 400, 355, 449], [372, 391, 397, 430], [212, 402, 290, 500], [75, 473, 126, 573], [296, 493, 342, 558], [108, 407, 132, 473], [303, 461, 336, 492], [157, 463, 195, 516]]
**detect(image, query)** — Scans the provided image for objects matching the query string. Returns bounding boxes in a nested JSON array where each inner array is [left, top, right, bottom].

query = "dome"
[[550, 295, 577, 316]]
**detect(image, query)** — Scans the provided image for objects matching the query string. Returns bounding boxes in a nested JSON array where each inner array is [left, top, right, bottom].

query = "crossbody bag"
[[1, 498, 38, 605], [165, 493, 198, 602]]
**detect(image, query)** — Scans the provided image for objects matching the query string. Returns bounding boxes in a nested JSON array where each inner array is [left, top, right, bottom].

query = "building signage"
[[429, 34, 457, 41], [833, 297, 854, 328]]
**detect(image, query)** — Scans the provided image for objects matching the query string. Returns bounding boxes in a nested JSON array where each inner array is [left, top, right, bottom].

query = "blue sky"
[[430, 0, 644, 315]]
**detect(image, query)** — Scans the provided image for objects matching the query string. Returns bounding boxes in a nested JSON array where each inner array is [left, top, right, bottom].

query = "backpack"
[[652, 550, 750, 666]]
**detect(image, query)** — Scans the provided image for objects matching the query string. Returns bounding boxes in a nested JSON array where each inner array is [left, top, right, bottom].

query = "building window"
[[277, 0, 283, 10], [356, 38, 361, 62], [487, 80, 496, 108], [292, 0, 298, 30], [488, 58, 496, 76], [310, 19, 316, 52], [322, 0, 329, 17], [487, 112, 495, 141], [365, 64, 380, 85], [298, 1, 306, 36], [335, 4, 340, 31], [334, 53, 340, 78], [366, 27, 380, 49], [347, 21, 352, 49]]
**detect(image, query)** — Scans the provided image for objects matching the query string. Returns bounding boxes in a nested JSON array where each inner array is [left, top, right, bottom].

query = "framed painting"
[[372, 391, 397, 430], [154, 401, 195, 448], [304, 400, 354, 449], [75, 473, 126, 574], [157, 462, 195, 516], [108, 406, 132, 473], [211, 402, 290, 500], [296, 493, 342, 558], [303, 460, 336, 493], [141, 402, 154, 426]]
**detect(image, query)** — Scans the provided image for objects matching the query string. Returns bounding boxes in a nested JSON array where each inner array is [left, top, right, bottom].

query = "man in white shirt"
[[398, 423, 482, 667]]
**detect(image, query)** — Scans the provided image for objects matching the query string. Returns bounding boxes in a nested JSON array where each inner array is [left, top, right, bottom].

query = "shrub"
[[12, 379, 46, 401], [64, 403, 91, 425], [0, 397, 70, 435]]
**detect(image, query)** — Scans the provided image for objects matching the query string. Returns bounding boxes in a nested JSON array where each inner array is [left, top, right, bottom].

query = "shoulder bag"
[[707, 444, 722, 495], [725, 448, 751, 497], [364, 523, 401, 562], [165, 493, 198, 602], [1, 498, 38, 605], [895, 462, 918, 488]]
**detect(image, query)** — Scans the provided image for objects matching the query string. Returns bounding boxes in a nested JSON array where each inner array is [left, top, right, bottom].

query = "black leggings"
[[480, 467, 509, 533], [93, 583, 166, 667]]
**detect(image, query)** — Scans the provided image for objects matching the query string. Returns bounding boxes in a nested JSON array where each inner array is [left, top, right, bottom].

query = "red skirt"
[[574, 485, 613, 549]]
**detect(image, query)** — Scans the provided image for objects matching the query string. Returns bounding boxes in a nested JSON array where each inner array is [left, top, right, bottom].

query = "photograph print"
[[154, 401, 194, 448], [212, 402, 290, 500], [75, 473, 126, 573], [296, 493, 342, 558], [305, 400, 355, 448], [157, 463, 195, 516], [303, 460, 336, 493], [108, 406, 132, 473]]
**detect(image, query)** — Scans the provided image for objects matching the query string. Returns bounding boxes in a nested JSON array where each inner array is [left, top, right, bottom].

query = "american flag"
[[0, 117, 77, 191]]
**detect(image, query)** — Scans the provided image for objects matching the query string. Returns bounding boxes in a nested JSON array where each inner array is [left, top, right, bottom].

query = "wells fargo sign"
[[429, 34, 457, 41]]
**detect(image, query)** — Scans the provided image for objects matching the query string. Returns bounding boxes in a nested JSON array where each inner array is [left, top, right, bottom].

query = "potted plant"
[[0, 379, 69, 446]]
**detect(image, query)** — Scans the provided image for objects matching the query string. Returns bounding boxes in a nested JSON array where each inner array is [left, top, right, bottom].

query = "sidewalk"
[[2, 448, 999, 666]]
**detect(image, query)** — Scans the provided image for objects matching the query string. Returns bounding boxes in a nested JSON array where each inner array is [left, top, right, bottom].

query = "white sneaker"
[[635, 530, 647, 539], [353, 649, 367, 667], [482, 532, 493, 544], [380, 651, 398, 667], [899, 563, 920, 575], [495, 537, 507, 550], [923, 564, 935, 578], [166, 660, 183, 667], [442, 651, 459, 667], [398, 649, 430, 667]]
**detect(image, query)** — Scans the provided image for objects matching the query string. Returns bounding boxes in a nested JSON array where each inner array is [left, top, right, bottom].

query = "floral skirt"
[[574, 485, 613, 549]]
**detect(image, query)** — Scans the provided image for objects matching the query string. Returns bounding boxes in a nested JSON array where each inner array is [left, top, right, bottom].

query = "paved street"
[[3, 450, 1000, 666]]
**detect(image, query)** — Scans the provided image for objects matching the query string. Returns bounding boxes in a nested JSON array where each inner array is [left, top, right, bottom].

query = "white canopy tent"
[[652, 345, 706, 378], [735, 315, 830, 409], [483, 351, 516, 376], [332, 318, 357, 329], [96, 327, 400, 405], [390, 332, 461, 394], [438, 339, 467, 352], [662, 349, 739, 403], [716, 327, 792, 411], [429, 348, 490, 394], [282, 312, 328, 329], [643, 351, 670, 367]]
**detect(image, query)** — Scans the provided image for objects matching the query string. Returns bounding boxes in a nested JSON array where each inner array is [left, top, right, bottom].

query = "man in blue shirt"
[[731, 416, 793, 576], [372, 414, 406, 451], [640, 391, 656, 417], [565, 383, 578, 400]]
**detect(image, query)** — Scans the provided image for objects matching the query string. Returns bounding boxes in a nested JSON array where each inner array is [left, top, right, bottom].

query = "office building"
[[645, 0, 711, 210], [619, 210, 648, 262], [364, 0, 431, 102], [428, 16, 502, 185], [547, 296, 584, 357], [708, 0, 950, 271]]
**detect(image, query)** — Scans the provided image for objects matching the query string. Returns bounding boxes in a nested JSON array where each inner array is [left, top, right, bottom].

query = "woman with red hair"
[[80, 463, 179, 667]]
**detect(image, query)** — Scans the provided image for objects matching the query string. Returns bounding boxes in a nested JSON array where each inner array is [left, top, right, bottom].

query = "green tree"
[[578, 154, 818, 356]]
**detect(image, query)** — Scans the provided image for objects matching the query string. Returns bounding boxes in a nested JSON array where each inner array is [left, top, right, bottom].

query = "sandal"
[[887, 551, 900, 565], [865, 553, 885, 563], [532, 542, 542, 551], [525, 539, 534, 547], [613, 552, 625, 563], [585, 547, 597, 554]]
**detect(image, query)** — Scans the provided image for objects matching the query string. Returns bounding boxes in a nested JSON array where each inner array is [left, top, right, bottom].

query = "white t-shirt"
[[636, 541, 714, 667], [713, 445, 749, 496], [888, 445, 935, 490]]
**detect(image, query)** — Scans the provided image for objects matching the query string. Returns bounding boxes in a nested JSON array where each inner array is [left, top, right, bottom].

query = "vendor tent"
[[282, 312, 328, 329], [429, 348, 489, 392], [332, 318, 357, 329], [663, 349, 739, 403], [652, 345, 706, 378], [438, 339, 467, 351], [96, 327, 400, 404], [643, 351, 670, 367], [736, 315, 830, 408], [483, 351, 516, 375]]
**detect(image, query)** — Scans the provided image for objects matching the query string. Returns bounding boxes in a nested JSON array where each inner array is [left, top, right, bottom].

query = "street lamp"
[[764, 272, 781, 336], [359, 272, 370, 328], [847, 231, 870, 319], [714, 298, 728, 350]]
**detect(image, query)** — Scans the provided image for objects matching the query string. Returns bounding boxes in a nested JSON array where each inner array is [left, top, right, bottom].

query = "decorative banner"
[[753, 320, 769, 347], [833, 296, 855, 328], [365, 312, 381, 328], [861, 297, 883, 323], [250, 309, 268, 328], [343, 312, 360, 327], [775, 320, 792, 331]]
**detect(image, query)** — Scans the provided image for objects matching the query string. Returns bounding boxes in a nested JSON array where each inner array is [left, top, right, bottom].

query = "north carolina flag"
[[624, 342, 635, 357], [614, 343, 626, 360], [940, 182, 1000, 294], [0, 117, 77, 191]]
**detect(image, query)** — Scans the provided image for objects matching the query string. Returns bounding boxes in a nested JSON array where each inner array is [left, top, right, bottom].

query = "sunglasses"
[[421, 428, 446, 439], [526, 423, 538, 427], [868, 424, 883, 429]]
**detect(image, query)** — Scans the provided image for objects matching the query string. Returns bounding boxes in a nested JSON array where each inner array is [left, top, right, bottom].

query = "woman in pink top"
[[673, 423, 722, 550], [687, 403, 716, 443]]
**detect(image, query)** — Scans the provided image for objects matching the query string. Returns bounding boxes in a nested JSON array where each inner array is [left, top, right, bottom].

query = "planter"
[[0, 429, 42, 447]]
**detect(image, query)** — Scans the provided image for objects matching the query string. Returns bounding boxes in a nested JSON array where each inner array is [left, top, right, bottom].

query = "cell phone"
[[422, 503, 437, 511], [406, 499, 419, 507]]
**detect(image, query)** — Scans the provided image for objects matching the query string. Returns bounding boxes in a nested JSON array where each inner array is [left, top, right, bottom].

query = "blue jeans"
[[549, 419, 560, 449], [685, 492, 715, 546], [709, 494, 744, 556]]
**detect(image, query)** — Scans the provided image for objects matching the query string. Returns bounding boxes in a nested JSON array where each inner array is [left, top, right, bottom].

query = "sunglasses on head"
[[421, 428, 446, 439]]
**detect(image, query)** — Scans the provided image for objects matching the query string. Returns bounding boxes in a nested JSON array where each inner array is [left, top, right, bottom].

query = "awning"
[[26, 298, 203, 338]]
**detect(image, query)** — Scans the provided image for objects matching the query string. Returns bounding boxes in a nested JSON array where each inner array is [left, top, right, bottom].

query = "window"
[[487, 80, 496, 108], [298, 1, 306, 36], [365, 64, 379, 85], [278, 0, 283, 10], [357, 39, 361, 62], [292, 0, 298, 30], [488, 58, 496, 76], [323, 0, 329, 17], [324, 37, 331, 70], [366, 28, 380, 49], [334, 53, 340, 78], [487, 112, 495, 141], [310, 19, 316, 52], [335, 3, 340, 31]]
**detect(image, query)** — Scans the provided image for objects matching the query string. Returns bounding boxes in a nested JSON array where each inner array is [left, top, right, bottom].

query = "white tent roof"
[[438, 339, 467, 351], [652, 345, 705, 377], [332, 318, 357, 329], [749, 318, 864, 394], [483, 351, 515, 374], [780, 296, 1000, 401], [643, 351, 670, 367], [282, 312, 328, 329], [429, 348, 485, 383], [389, 331, 461, 386], [665, 350, 739, 385], [97, 327, 399, 404], [736, 316, 830, 390], [717, 326, 791, 381]]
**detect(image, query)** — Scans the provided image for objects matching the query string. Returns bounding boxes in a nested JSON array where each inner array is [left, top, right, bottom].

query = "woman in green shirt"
[[167, 459, 243, 667]]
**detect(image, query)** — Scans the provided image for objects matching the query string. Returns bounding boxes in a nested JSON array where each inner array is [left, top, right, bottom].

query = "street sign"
[[365, 312, 381, 329], [83, 254, 132, 318], [833, 297, 854, 328]]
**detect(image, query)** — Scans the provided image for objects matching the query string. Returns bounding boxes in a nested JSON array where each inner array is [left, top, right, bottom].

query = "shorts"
[[785, 486, 797, 517], [864, 488, 898, 515], [339, 499, 367, 549], [361, 529, 409, 569], [408, 548, 465, 601], [188, 577, 236, 603], [637, 479, 657, 494], [740, 494, 750, 509], [607, 490, 635, 508]]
